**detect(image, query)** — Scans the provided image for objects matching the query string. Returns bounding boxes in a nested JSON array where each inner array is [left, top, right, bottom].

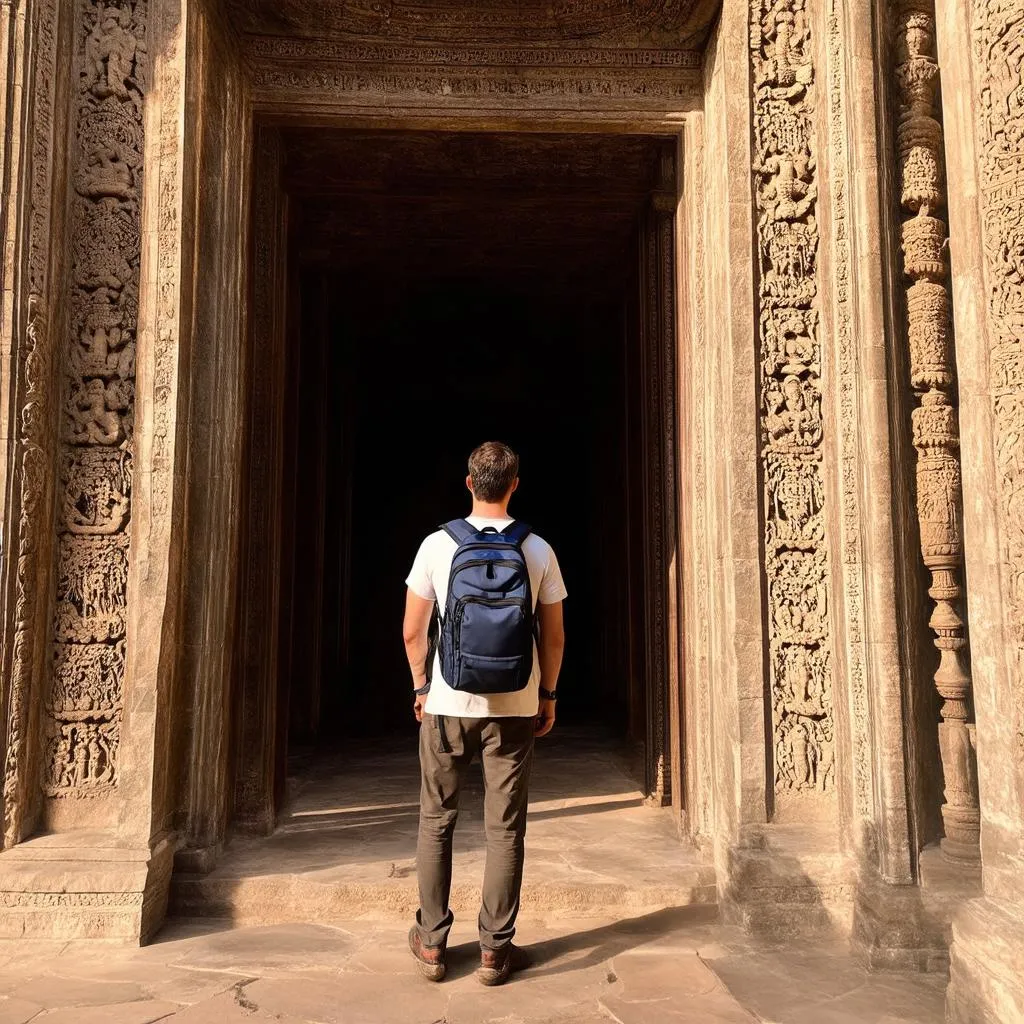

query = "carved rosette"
[[751, 0, 836, 798], [972, 3, 1024, 763], [43, 0, 147, 798], [892, 0, 979, 862]]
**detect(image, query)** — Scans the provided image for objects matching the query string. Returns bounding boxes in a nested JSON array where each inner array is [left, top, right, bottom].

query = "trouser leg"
[[415, 714, 476, 948], [478, 716, 535, 949]]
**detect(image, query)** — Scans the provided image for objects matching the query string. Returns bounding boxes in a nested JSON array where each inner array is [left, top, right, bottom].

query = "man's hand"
[[414, 693, 428, 723], [535, 698, 556, 737]]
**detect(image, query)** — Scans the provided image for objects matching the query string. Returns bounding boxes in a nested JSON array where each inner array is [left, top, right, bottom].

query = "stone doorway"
[[228, 127, 686, 860]]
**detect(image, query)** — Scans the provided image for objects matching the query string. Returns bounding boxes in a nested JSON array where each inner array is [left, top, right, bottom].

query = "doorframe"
[[231, 113, 693, 831]]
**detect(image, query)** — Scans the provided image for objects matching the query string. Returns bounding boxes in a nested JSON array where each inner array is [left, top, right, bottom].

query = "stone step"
[[170, 867, 718, 925]]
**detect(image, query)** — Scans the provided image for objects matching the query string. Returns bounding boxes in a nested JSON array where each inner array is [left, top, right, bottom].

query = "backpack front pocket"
[[456, 653, 529, 694]]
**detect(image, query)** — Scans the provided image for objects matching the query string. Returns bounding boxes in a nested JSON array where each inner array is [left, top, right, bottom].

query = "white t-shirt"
[[405, 516, 568, 718]]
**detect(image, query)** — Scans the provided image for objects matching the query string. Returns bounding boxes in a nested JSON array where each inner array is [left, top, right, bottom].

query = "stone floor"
[[0, 912, 947, 1023], [172, 730, 715, 922]]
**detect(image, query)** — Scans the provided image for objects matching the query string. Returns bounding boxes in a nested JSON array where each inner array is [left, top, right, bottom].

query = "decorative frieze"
[[44, 0, 148, 798], [972, 1, 1024, 762], [892, 0, 980, 863], [751, 0, 836, 798]]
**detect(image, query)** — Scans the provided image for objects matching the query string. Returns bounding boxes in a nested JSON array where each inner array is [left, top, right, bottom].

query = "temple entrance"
[[224, 127, 686, 881]]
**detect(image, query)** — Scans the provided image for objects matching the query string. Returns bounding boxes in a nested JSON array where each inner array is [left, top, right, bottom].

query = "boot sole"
[[416, 961, 447, 982], [475, 965, 511, 987]]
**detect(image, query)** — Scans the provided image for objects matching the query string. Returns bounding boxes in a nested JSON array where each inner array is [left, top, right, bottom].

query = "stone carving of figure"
[[64, 468, 129, 535], [72, 315, 135, 380], [773, 550, 826, 639], [71, 736, 89, 787], [788, 721, 815, 788], [761, 3, 813, 97], [67, 378, 125, 445], [766, 375, 820, 449], [51, 733, 72, 789], [77, 144, 133, 200], [773, 311, 817, 376], [83, 4, 137, 101], [761, 153, 816, 223]]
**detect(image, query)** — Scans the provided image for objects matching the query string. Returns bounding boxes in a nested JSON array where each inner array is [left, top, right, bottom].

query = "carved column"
[[891, 0, 979, 865], [1, 0, 62, 846], [935, 0, 1024, 1018], [40, 0, 146, 807], [234, 127, 288, 834], [640, 154, 679, 808], [751, 0, 837, 808]]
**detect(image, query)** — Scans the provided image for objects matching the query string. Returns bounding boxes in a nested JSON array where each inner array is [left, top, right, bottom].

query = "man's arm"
[[535, 600, 565, 738], [403, 588, 435, 722]]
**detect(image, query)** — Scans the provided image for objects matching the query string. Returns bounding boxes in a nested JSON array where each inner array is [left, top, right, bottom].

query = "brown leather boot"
[[476, 943, 529, 986], [408, 926, 446, 982]]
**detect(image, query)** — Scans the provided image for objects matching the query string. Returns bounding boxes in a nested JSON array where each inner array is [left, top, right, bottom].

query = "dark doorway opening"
[[261, 128, 679, 821]]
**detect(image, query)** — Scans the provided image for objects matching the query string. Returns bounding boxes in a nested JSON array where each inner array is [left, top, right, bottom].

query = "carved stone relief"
[[43, 0, 147, 798], [891, 0, 980, 863], [972, 1, 1024, 765], [3, 0, 61, 845], [751, 0, 836, 798]]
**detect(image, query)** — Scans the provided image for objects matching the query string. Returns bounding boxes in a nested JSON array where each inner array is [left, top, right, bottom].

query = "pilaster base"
[[946, 896, 1024, 1023], [720, 825, 854, 939], [853, 846, 980, 972], [0, 831, 175, 942]]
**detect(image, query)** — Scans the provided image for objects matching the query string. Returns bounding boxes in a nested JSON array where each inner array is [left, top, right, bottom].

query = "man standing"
[[403, 441, 567, 986]]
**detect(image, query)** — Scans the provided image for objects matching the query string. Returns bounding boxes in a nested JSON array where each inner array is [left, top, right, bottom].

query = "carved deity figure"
[[772, 550, 826, 639], [761, 153, 816, 223], [77, 144, 133, 200], [67, 378, 125, 446], [766, 375, 820, 449], [788, 721, 814, 787], [761, 3, 813, 98], [72, 315, 135, 380], [83, 5, 137, 101]]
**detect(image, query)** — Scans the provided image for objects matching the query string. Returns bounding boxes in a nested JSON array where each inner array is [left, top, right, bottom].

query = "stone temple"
[[0, 0, 1022, 1019]]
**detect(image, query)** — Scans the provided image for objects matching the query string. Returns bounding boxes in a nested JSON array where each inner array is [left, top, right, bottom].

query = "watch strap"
[[539, 686, 558, 701]]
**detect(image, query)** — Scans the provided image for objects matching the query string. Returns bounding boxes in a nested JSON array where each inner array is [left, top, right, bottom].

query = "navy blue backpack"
[[437, 519, 534, 694]]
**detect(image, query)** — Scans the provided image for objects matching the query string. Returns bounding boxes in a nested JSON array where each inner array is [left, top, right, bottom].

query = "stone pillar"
[[0, 0, 218, 941], [935, 0, 1024, 1019], [891, 0, 980, 868], [233, 126, 288, 835], [713, 0, 921, 940], [750, 0, 838, 820], [0, 0, 64, 849], [640, 153, 680, 808]]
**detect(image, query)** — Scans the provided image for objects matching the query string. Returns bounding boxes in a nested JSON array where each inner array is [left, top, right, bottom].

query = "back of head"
[[468, 441, 519, 502]]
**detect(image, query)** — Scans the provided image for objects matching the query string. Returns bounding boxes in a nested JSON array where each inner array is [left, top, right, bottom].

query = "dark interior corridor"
[[267, 128, 677, 796]]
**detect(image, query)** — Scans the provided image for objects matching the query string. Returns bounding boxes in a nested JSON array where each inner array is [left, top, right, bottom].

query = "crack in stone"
[[232, 979, 261, 1014]]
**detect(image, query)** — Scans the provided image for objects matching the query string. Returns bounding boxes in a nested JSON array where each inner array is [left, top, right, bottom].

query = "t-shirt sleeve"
[[405, 536, 437, 601], [538, 544, 568, 604]]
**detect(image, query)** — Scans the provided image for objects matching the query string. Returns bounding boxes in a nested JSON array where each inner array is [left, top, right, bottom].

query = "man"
[[403, 441, 567, 986]]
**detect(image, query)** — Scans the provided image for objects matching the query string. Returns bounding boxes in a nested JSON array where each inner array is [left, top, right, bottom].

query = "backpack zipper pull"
[[486, 563, 495, 580]]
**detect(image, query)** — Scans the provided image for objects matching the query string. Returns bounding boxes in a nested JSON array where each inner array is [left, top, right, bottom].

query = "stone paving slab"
[[0, 911, 948, 1023]]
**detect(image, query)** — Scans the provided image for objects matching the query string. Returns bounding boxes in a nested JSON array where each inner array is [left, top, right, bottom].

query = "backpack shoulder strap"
[[441, 519, 477, 545], [503, 520, 532, 547]]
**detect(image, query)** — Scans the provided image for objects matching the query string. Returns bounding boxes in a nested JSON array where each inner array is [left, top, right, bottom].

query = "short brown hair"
[[468, 442, 519, 502]]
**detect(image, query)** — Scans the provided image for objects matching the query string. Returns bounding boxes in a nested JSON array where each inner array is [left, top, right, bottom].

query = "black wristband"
[[539, 686, 558, 701], [413, 682, 431, 696]]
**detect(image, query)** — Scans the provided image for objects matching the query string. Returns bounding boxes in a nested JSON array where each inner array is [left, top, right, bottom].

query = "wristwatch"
[[539, 686, 558, 701], [413, 682, 431, 696]]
